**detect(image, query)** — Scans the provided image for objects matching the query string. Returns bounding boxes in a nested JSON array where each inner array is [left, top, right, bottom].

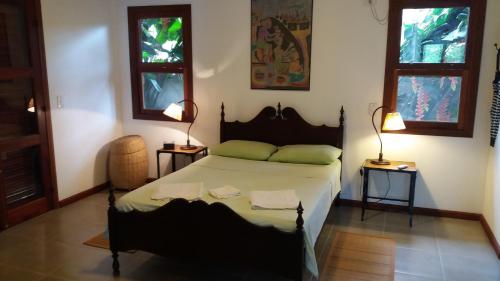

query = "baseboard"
[[58, 182, 110, 207], [338, 199, 481, 220], [146, 177, 157, 183], [479, 215, 500, 259]]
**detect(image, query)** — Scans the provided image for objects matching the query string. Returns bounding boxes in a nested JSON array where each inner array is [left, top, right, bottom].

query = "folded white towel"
[[209, 185, 241, 199], [249, 189, 300, 210], [151, 182, 203, 201]]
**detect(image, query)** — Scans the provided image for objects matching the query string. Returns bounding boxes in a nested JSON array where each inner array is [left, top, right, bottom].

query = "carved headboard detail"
[[220, 103, 344, 149]]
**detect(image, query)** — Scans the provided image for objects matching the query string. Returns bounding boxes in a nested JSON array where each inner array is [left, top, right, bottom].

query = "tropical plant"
[[141, 17, 184, 63], [140, 17, 184, 109], [397, 8, 468, 122], [400, 7, 470, 63], [143, 73, 184, 110], [397, 76, 461, 122]]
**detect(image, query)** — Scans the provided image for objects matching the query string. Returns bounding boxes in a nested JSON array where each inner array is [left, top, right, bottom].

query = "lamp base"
[[180, 145, 198, 150], [370, 159, 391, 165]]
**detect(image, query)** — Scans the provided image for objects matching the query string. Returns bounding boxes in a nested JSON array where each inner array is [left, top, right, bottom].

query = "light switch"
[[57, 96, 62, 109]]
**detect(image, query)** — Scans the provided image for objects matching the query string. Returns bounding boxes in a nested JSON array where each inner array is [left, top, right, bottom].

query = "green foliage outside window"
[[397, 7, 469, 123], [141, 17, 183, 63], [397, 76, 461, 122], [142, 73, 184, 110], [400, 7, 470, 63]]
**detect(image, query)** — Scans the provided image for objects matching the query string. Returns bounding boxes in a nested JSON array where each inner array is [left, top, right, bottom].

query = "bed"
[[107, 103, 345, 281]]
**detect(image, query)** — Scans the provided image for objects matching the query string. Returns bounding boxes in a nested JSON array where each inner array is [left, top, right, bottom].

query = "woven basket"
[[109, 135, 148, 190]]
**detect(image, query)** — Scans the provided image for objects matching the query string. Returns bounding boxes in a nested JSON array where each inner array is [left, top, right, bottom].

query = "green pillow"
[[209, 140, 277, 161], [268, 144, 342, 165]]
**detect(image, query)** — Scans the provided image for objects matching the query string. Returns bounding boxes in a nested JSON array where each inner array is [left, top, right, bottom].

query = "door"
[[0, 0, 57, 230]]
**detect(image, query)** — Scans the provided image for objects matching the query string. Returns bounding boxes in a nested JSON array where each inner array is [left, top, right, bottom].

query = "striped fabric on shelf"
[[490, 46, 500, 147]]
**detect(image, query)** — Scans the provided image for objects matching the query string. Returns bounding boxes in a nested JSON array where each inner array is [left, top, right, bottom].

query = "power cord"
[[376, 171, 392, 203], [359, 167, 364, 199], [368, 0, 388, 25], [359, 168, 393, 202]]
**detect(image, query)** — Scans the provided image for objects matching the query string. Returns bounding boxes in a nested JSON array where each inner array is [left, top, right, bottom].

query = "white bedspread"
[[116, 155, 341, 277]]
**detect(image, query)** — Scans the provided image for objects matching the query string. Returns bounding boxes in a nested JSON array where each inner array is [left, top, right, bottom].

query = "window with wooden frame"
[[128, 5, 193, 122], [382, 0, 486, 137]]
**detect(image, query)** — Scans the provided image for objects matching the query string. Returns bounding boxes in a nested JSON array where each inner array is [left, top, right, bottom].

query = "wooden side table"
[[156, 145, 208, 178], [361, 159, 417, 227]]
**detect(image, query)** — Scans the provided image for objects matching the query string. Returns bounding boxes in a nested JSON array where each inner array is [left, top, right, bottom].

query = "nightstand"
[[361, 159, 417, 227], [156, 145, 208, 178]]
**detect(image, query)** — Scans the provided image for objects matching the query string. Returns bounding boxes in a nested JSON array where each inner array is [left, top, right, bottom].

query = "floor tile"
[[39, 276, 73, 281], [1, 195, 499, 281], [385, 211, 435, 229], [4, 240, 75, 274], [384, 225, 438, 253], [436, 236, 498, 261], [434, 218, 486, 239], [395, 272, 443, 281], [395, 248, 444, 279], [0, 263, 45, 281], [332, 206, 385, 226], [332, 220, 385, 236], [441, 254, 500, 281]]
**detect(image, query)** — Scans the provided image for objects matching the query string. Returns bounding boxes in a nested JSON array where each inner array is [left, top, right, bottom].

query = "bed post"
[[277, 102, 283, 119], [295, 202, 304, 281], [107, 185, 120, 276], [338, 106, 345, 187], [220, 102, 225, 143]]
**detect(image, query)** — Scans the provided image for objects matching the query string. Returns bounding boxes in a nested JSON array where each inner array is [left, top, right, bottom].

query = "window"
[[382, 0, 486, 137], [128, 5, 193, 122]]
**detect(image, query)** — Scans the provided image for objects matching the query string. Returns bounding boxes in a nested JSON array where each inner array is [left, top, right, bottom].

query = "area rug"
[[84, 233, 137, 253], [320, 232, 395, 281], [83, 232, 110, 250]]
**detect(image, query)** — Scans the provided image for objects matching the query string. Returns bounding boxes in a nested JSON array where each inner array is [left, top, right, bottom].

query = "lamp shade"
[[382, 112, 406, 131], [163, 103, 183, 121], [27, 98, 35, 112]]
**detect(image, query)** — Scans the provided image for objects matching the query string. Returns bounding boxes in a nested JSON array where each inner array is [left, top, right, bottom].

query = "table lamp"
[[163, 99, 198, 150], [371, 106, 406, 165], [27, 98, 35, 112]]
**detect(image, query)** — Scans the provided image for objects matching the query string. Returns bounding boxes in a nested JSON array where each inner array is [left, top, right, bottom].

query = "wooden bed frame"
[[107, 103, 344, 281]]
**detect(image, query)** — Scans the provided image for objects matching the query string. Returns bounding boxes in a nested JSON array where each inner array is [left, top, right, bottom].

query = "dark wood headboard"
[[220, 103, 344, 149]]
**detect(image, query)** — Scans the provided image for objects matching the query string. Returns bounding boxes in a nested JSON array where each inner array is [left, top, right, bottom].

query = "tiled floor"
[[0, 192, 498, 281]]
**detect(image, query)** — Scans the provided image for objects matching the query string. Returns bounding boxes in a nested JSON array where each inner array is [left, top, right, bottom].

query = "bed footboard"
[[108, 186, 305, 281]]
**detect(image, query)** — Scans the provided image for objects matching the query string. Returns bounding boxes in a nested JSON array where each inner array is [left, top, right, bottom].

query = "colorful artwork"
[[251, 0, 313, 90]]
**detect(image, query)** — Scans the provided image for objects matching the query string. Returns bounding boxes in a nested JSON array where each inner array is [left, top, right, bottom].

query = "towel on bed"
[[151, 182, 203, 201], [249, 189, 300, 210], [209, 185, 241, 199]]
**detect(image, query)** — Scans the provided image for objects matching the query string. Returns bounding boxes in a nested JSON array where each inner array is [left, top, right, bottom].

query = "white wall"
[[483, 0, 500, 249], [41, 0, 123, 200], [38, 0, 497, 213], [113, 0, 499, 213]]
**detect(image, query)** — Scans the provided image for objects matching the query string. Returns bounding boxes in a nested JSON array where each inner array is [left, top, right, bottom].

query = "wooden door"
[[0, 0, 57, 230]]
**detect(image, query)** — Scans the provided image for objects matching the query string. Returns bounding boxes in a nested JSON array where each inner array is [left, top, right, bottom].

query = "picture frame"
[[251, 0, 313, 91]]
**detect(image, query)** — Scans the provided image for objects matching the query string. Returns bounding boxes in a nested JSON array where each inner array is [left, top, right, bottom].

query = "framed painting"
[[251, 0, 313, 91]]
